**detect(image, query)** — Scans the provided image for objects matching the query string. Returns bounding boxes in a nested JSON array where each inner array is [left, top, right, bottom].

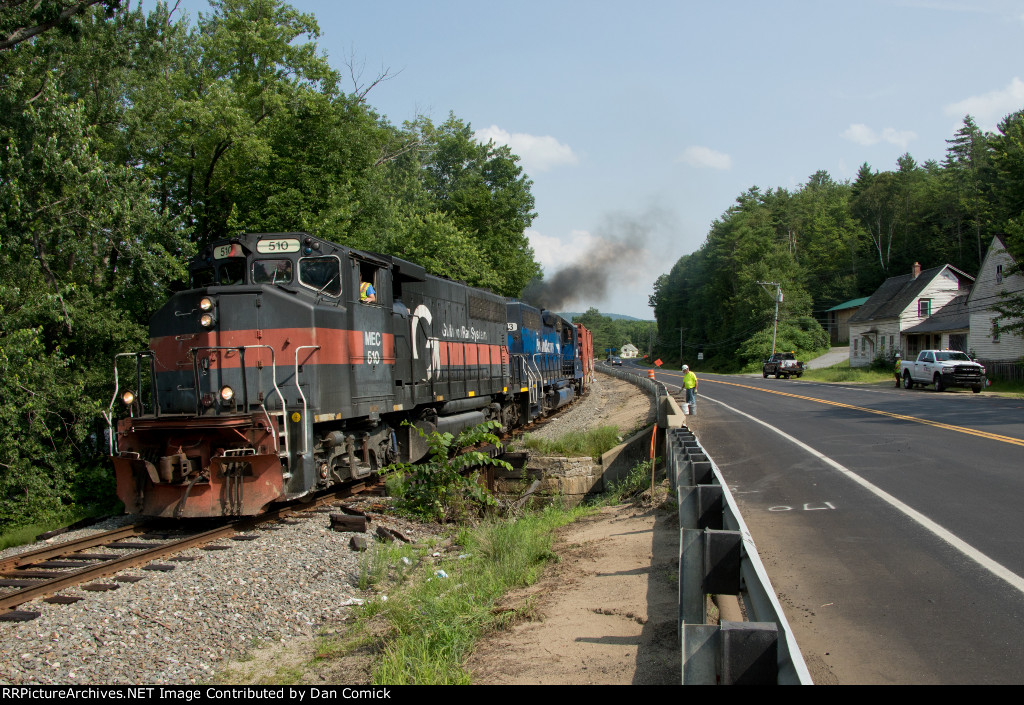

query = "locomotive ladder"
[[526, 355, 544, 406]]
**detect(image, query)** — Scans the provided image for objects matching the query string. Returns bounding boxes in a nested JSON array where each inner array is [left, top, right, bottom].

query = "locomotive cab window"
[[190, 266, 215, 288], [252, 259, 294, 285], [356, 261, 382, 304], [191, 261, 245, 287], [219, 260, 246, 286], [299, 255, 342, 296]]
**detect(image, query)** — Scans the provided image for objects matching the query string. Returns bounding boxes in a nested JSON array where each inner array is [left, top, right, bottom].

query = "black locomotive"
[[107, 232, 594, 518]]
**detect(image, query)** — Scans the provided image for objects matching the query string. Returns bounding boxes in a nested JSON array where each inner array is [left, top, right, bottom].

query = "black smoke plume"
[[521, 210, 660, 311]]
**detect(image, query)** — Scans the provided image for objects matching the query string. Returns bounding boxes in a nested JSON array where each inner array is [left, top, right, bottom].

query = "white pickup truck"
[[900, 350, 987, 393]]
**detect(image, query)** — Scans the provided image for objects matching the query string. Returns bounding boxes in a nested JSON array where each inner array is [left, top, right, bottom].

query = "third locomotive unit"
[[108, 231, 595, 518]]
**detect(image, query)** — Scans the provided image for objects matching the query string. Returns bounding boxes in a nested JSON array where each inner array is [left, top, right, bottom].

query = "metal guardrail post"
[[719, 621, 779, 685]]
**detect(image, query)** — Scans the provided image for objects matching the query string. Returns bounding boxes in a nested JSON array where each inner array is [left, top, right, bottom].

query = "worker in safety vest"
[[360, 280, 376, 303], [682, 364, 698, 415], [893, 352, 902, 387]]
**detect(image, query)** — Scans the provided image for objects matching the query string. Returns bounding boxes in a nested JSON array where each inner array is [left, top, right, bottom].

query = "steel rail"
[[0, 524, 149, 572]]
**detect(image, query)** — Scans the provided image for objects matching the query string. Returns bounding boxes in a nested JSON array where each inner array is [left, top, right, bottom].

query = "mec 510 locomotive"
[[107, 232, 593, 518]]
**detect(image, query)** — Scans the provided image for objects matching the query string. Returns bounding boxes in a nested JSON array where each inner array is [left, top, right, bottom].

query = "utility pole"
[[757, 282, 783, 356]]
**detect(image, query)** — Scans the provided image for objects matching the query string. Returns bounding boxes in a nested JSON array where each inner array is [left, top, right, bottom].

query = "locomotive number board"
[[256, 238, 301, 254]]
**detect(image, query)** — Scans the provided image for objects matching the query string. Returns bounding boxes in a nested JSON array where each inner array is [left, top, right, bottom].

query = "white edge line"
[[704, 394, 1024, 596]]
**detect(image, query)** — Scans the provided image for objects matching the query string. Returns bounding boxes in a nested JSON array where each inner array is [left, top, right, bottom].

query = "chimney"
[[912, 262, 921, 279]]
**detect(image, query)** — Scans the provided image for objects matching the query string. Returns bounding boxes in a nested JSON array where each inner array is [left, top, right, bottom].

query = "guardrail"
[[599, 360, 663, 395], [597, 362, 811, 683], [666, 426, 813, 685]]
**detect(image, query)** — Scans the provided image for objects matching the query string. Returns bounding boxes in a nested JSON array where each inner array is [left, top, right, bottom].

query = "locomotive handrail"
[[189, 344, 288, 455], [105, 351, 158, 455], [294, 345, 320, 456]]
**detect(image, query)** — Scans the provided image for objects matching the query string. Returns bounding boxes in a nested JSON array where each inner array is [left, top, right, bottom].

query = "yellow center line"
[[656, 371, 1024, 447]]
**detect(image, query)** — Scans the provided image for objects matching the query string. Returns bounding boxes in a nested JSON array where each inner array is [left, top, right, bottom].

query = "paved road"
[[652, 366, 1024, 684]]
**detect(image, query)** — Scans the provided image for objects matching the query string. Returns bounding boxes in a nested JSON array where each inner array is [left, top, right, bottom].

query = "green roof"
[[825, 297, 869, 312]]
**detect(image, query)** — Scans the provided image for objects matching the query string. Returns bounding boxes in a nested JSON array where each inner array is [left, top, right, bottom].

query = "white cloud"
[[677, 146, 732, 170], [527, 228, 596, 270], [944, 77, 1024, 131], [474, 125, 578, 172], [842, 123, 917, 148]]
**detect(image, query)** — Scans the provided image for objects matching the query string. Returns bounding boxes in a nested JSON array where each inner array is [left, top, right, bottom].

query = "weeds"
[[316, 503, 588, 685], [606, 459, 655, 502], [383, 421, 510, 522], [357, 541, 420, 591], [516, 425, 622, 459]]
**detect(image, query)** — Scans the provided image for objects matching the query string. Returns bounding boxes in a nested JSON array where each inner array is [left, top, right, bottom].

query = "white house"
[[847, 262, 974, 367], [967, 235, 1024, 361], [620, 343, 639, 359]]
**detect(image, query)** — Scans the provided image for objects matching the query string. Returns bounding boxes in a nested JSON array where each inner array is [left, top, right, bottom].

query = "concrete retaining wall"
[[494, 368, 686, 506]]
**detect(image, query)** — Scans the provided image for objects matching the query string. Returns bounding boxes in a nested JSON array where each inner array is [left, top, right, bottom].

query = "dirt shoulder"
[[470, 492, 681, 685]]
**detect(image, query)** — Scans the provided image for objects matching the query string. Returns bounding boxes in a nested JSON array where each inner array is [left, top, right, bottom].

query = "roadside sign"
[[654, 359, 663, 367]]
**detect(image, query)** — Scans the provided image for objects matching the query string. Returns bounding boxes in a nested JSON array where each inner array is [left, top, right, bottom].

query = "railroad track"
[[0, 478, 384, 623]]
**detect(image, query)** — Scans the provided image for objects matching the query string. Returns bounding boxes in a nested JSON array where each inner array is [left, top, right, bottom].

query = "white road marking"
[[704, 393, 1024, 597]]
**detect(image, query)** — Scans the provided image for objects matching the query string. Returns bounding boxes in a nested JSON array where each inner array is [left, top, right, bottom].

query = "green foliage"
[[736, 316, 830, 366], [607, 459, 654, 502], [517, 426, 623, 459], [572, 307, 656, 359], [800, 361, 894, 385], [384, 421, 509, 522], [0, 1, 541, 529], [327, 503, 586, 685], [357, 541, 419, 592]]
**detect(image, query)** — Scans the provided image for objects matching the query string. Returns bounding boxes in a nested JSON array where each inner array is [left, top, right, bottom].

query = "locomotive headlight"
[[199, 312, 216, 328], [122, 390, 136, 405], [199, 297, 214, 311], [219, 386, 234, 403]]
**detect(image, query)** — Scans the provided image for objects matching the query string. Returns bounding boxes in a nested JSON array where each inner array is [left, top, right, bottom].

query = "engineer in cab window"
[[360, 279, 376, 303]]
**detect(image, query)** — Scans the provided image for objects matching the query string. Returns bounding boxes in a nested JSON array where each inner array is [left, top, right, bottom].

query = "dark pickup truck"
[[762, 352, 804, 379]]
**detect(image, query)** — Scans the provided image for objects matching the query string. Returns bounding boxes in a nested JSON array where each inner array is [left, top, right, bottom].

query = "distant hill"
[[559, 311, 652, 322]]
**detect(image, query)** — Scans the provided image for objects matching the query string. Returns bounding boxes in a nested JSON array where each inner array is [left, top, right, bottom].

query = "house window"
[[854, 339, 858, 355], [890, 335, 894, 349], [997, 264, 1004, 284], [918, 299, 931, 317], [994, 321, 1001, 344]]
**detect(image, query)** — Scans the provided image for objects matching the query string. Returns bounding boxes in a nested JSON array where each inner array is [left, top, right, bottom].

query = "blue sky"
[[176, 0, 1024, 319]]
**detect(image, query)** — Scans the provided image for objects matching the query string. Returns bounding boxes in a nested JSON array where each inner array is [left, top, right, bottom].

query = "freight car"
[[107, 231, 593, 518]]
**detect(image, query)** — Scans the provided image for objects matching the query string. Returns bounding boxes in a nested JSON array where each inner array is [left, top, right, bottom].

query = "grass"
[[797, 359, 1024, 396], [315, 502, 588, 685], [988, 379, 1024, 397], [799, 360, 894, 384], [515, 425, 623, 459], [357, 540, 421, 591], [604, 459, 655, 504], [0, 507, 114, 552]]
